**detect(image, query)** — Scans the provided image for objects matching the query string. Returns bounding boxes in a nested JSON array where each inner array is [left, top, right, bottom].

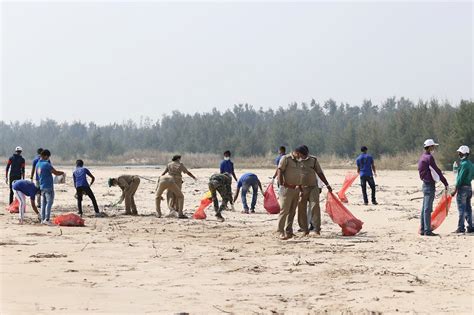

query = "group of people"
[[5, 140, 473, 238]]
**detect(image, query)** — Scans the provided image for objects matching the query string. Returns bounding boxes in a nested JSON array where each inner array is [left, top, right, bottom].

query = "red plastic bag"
[[193, 198, 211, 219], [418, 193, 452, 233], [264, 182, 280, 214], [325, 192, 363, 236], [337, 172, 359, 203], [6, 198, 20, 213], [53, 213, 85, 226]]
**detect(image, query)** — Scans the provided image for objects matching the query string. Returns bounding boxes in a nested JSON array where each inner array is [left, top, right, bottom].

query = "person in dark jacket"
[[6, 146, 26, 204]]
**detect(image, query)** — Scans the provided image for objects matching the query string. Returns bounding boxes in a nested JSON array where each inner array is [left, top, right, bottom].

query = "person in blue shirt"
[[273, 146, 286, 180], [12, 179, 40, 224], [73, 159, 102, 217], [36, 149, 64, 225], [233, 173, 264, 214], [220, 151, 237, 181], [356, 146, 378, 205], [30, 148, 48, 207]]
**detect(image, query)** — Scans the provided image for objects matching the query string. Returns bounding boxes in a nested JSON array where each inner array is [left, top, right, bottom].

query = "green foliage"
[[0, 98, 472, 169]]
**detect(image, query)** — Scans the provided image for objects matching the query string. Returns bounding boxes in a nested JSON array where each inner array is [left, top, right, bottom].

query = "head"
[[457, 145, 470, 160], [76, 159, 84, 167], [423, 139, 439, 153], [37, 148, 44, 155], [172, 155, 181, 162], [223, 150, 231, 160], [41, 149, 51, 159], [279, 146, 286, 155], [294, 145, 309, 160], [108, 178, 116, 187], [361, 146, 368, 153], [15, 146, 22, 155]]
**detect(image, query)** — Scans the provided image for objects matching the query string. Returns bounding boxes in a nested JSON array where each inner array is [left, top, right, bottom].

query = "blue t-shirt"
[[32, 156, 50, 180], [36, 160, 54, 190], [220, 160, 234, 174], [12, 180, 38, 199], [73, 167, 92, 188], [237, 173, 258, 188], [275, 154, 284, 166], [356, 153, 374, 177]]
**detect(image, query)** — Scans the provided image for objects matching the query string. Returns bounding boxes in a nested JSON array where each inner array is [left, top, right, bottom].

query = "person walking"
[[6, 146, 25, 204], [161, 155, 196, 211], [108, 175, 140, 215], [208, 173, 233, 222], [356, 146, 378, 205], [451, 145, 473, 233], [73, 160, 102, 217], [233, 173, 264, 214], [418, 139, 449, 236]]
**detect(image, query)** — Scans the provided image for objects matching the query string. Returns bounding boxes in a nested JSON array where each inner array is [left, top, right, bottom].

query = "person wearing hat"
[[155, 175, 186, 218], [297, 145, 332, 236], [276, 146, 304, 240], [108, 175, 140, 215], [5, 146, 26, 204], [356, 146, 378, 205], [451, 145, 473, 233], [417, 139, 449, 236], [12, 179, 41, 224], [208, 173, 233, 222], [161, 155, 196, 212]]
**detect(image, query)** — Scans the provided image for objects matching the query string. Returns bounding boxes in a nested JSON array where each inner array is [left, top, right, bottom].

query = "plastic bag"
[[53, 213, 85, 226], [6, 198, 20, 213], [193, 191, 212, 219], [263, 181, 280, 214], [337, 172, 359, 203], [419, 193, 452, 232], [325, 192, 363, 236]]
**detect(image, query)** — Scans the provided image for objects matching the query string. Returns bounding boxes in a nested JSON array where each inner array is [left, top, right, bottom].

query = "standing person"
[[273, 146, 286, 180], [5, 146, 25, 204], [276, 147, 303, 240], [233, 173, 264, 214], [108, 175, 140, 215], [155, 175, 186, 218], [73, 160, 102, 217], [30, 148, 48, 207], [418, 139, 449, 236], [36, 150, 65, 225], [451, 145, 473, 233], [161, 155, 196, 211], [220, 151, 238, 182], [296, 145, 332, 236], [208, 173, 233, 222], [356, 146, 378, 205], [12, 179, 41, 224]]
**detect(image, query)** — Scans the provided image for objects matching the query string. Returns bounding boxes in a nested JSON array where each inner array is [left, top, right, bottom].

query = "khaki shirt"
[[166, 161, 188, 178], [278, 154, 302, 186], [300, 155, 323, 187], [117, 175, 138, 190]]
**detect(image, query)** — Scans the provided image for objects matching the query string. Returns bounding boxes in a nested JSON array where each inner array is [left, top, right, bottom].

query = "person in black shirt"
[[5, 146, 26, 204]]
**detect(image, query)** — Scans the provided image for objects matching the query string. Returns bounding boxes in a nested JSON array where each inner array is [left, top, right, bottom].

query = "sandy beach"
[[0, 167, 472, 314]]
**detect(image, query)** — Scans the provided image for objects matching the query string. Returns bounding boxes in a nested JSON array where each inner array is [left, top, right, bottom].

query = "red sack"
[[6, 198, 20, 213], [264, 182, 280, 214], [193, 198, 211, 220], [53, 213, 85, 226], [337, 172, 359, 203], [325, 192, 363, 236], [430, 194, 452, 231]]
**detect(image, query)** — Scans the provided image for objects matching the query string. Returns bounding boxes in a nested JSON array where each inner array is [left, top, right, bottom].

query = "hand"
[[374, 173, 377, 178], [444, 185, 449, 191], [451, 191, 456, 197], [326, 185, 333, 193]]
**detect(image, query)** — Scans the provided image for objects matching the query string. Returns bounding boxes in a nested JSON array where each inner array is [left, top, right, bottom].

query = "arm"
[[429, 156, 448, 187], [452, 163, 466, 196], [21, 160, 25, 179], [30, 162, 36, 180], [87, 172, 95, 186], [51, 167, 65, 176], [73, 173, 77, 188], [30, 198, 39, 215], [277, 168, 284, 186], [117, 177, 130, 203], [5, 158, 11, 183], [233, 187, 241, 203], [257, 179, 264, 195], [316, 171, 332, 192], [186, 170, 196, 180], [356, 157, 360, 174], [372, 161, 377, 176], [161, 167, 169, 176], [232, 171, 238, 182]]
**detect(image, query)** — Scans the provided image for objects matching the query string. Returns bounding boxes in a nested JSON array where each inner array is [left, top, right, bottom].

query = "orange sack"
[[337, 172, 359, 203], [418, 193, 452, 232], [326, 192, 363, 236], [263, 181, 280, 214], [6, 198, 20, 213], [193, 198, 211, 220], [53, 213, 85, 226]]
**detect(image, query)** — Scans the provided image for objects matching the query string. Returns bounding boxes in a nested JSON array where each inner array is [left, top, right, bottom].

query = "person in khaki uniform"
[[155, 175, 186, 218], [108, 175, 140, 215], [277, 148, 303, 240], [297, 145, 332, 236], [161, 155, 196, 211]]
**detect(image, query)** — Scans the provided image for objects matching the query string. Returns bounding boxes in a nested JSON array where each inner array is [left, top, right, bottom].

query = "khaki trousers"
[[125, 177, 140, 215], [156, 178, 184, 216], [277, 187, 300, 235], [297, 186, 321, 233], [167, 177, 183, 211]]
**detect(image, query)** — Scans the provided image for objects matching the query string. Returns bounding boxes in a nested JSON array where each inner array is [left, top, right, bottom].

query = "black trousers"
[[9, 175, 22, 204], [360, 176, 376, 204], [76, 186, 99, 214]]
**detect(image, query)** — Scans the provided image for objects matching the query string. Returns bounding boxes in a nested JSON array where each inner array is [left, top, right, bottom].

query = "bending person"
[[108, 175, 140, 215], [209, 173, 233, 222], [155, 175, 186, 218], [233, 173, 263, 214], [12, 179, 40, 224]]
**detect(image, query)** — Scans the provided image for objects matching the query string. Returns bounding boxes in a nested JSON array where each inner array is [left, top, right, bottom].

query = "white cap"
[[423, 139, 439, 148], [15, 146, 23, 152], [457, 145, 470, 154]]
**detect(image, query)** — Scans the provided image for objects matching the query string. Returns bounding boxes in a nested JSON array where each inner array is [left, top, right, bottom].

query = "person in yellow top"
[[161, 155, 196, 211]]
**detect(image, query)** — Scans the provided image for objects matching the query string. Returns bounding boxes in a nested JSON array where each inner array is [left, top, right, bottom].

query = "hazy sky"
[[1, 1, 472, 124]]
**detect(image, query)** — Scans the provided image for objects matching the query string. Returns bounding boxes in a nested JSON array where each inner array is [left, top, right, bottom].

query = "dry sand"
[[0, 167, 472, 314]]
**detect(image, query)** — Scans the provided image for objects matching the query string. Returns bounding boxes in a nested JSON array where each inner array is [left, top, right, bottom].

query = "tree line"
[[1, 98, 472, 168]]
